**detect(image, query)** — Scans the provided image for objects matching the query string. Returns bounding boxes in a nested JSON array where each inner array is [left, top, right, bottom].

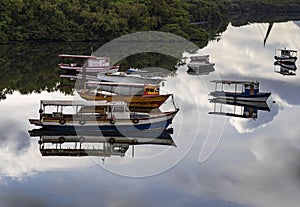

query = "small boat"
[[29, 100, 179, 131], [125, 68, 148, 74], [58, 54, 119, 73], [210, 80, 271, 102], [274, 49, 297, 63], [187, 55, 215, 71], [77, 82, 171, 110], [98, 72, 164, 85]]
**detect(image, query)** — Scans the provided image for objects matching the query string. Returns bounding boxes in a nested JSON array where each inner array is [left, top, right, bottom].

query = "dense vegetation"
[[1, 0, 299, 45]]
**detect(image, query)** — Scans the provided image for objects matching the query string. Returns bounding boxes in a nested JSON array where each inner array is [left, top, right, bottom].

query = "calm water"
[[1, 21, 300, 207]]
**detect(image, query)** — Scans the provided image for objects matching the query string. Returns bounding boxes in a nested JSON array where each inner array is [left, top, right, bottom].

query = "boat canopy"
[[85, 81, 158, 88], [40, 100, 126, 107], [58, 54, 109, 60], [210, 80, 258, 85]]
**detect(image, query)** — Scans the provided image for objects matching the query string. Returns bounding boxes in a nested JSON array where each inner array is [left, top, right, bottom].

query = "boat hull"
[[97, 73, 163, 85], [78, 92, 170, 109], [210, 91, 271, 102], [29, 110, 179, 131], [58, 64, 119, 73]]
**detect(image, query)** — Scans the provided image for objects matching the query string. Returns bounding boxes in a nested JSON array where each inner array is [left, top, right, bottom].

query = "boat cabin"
[[39, 100, 131, 121], [58, 54, 110, 68], [211, 80, 260, 95], [83, 81, 160, 96]]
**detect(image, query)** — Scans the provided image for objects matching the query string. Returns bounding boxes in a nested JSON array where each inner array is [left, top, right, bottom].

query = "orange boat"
[[78, 82, 171, 111]]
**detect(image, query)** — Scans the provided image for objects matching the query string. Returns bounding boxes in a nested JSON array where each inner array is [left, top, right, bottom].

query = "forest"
[[1, 0, 300, 44]]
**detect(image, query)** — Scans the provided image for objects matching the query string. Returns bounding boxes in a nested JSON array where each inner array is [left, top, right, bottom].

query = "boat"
[[28, 100, 179, 131], [274, 49, 297, 63], [98, 72, 164, 85], [58, 54, 119, 73], [77, 81, 171, 110], [210, 80, 271, 102], [187, 55, 215, 72]]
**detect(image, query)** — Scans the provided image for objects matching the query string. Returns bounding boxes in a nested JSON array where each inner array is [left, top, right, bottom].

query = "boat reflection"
[[29, 128, 175, 157], [274, 61, 297, 76], [209, 98, 270, 119]]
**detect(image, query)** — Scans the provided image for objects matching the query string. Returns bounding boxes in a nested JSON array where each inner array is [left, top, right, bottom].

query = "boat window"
[[155, 88, 159, 92], [146, 88, 150, 92], [150, 88, 154, 92], [113, 106, 124, 112]]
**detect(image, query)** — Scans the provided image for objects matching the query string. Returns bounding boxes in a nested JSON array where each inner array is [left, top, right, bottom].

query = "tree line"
[[1, 0, 299, 44]]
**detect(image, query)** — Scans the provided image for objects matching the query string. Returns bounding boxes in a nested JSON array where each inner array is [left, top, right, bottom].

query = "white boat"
[[274, 49, 297, 63], [29, 100, 179, 131], [187, 55, 215, 72], [58, 54, 119, 73], [97, 72, 164, 84]]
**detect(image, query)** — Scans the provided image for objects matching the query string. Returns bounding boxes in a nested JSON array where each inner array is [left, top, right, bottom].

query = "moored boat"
[[210, 80, 271, 102], [58, 54, 119, 73], [187, 55, 215, 71], [274, 49, 297, 63], [29, 100, 179, 131], [98, 72, 164, 84], [77, 81, 171, 110]]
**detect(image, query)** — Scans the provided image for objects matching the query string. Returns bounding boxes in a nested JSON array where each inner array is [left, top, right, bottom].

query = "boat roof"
[[85, 81, 159, 87], [275, 49, 297, 52], [40, 100, 126, 107], [211, 80, 258, 85], [58, 54, 109, 59]]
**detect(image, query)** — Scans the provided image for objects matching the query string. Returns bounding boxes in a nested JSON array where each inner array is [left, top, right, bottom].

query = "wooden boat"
[[77, 82, 171, 110], [58, 54, 119, 73], [274, 49, 297, 63], [29, 100, 179, 131], [98, 72, 164, 84], [210, 80, 271, 102]]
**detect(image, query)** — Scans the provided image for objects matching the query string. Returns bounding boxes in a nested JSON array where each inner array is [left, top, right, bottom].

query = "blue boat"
[[210, 80, 271, 102], [29, 100, 179, 131]]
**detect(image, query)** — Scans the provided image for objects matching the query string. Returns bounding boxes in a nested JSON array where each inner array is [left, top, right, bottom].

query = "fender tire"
[[59, 119, 66, 125], [132, 118, 139, 124]]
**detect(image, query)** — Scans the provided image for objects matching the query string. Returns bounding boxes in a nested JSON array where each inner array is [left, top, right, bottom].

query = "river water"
[[0, 21, 300, 207]]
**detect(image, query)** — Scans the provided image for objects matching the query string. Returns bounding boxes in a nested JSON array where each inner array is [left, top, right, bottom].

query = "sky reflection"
[[0, 21, 300, 207]]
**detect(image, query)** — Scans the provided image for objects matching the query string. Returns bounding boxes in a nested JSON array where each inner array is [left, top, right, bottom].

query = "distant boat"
[[78, 82, 171, 111], [187, 55, 215, 72], [29, 100, 179, 131], [98, 72, 164, 85], [210, 80, 271, 102], [58, 54, 119, 73], [274, 49, 297, 63]]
